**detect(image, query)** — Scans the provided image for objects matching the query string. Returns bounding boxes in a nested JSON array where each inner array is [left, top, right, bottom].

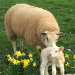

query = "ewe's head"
[[41, 31, 63, 47], [49, 46, 64, 57]]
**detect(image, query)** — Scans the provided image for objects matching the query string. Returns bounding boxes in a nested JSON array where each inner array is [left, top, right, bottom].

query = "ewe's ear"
[[59, 47, 64, 51], [56, 32, 64, 36], [41, 32, 47, 36]]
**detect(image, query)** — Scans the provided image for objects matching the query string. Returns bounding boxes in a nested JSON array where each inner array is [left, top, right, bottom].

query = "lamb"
[[40, 46, 65, 75], [5, 4, 63, 52]]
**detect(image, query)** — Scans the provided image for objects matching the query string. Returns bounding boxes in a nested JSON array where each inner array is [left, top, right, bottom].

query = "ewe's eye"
[[46, 37, 48, 41], [46, 36, 49, 42]]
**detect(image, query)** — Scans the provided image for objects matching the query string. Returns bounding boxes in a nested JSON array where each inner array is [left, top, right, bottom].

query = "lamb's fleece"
[[5, 4, 60, 48], [40, 46, 65, 64], [40, 46, 65, 75]]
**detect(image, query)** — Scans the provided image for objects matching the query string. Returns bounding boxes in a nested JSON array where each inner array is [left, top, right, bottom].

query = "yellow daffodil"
[[23, 59, 29, 64], [73, 55, 75, 59], [20, 60, 24, 63], [23, 60, 27, 63], [65, 54, 69, 58], [23, 63, 28, 68], [22, 59, 30, 68], [14, 51, 26, 57], [7, 54, 10, 58], [13, 60, 20, 65], [16, 60, 20, 64], [23, 65, 27, 68], [65, 62, 69, 66], [30, 58, 33, 61], [33, 62, 36, 67], [14, 51, 22, 56], [8, 57, 14, 62], [16, 56, 19, 58], [23, 62, 29, 68], [7, 52, 36, 68], [13, 60, 17, 65], [27, 59, 30, 63], [22, 53, 26, 56], [29, 53, 33, 57], [24, 62, 29, 66]]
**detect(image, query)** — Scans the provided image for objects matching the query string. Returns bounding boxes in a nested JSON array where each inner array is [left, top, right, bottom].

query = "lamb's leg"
[[20, 38, 23, 51], [40, 62, 47, 75], [44, 64, 49, 75], [12, 40, 16, 53], [59, 64, 64, 75], [52, 64, 56, 75]]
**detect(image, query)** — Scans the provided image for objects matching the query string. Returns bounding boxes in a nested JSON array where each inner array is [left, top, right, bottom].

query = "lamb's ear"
[[59, 47, 64, 51], [39, 48, 42, 53], [41, 32, 47, 36]]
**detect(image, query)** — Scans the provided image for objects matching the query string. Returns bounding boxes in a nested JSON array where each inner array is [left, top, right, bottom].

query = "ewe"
[[5, 4, 63, 52], [40, 46, 65, 75]]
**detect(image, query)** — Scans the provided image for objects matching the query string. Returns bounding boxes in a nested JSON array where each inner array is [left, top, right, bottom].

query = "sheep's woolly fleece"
[[5, 4, 60, 48]]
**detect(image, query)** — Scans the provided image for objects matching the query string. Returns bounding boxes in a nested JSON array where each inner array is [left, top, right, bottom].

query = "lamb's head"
[[49, 46, 64, 57], [41, 31, 63, 47]]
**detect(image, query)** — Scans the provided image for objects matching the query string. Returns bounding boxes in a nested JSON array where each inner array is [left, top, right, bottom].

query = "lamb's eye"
[[55, 51, 57, 52]]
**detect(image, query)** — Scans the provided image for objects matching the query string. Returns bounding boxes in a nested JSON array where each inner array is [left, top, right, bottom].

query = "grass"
[[0, 0, 75, 75]]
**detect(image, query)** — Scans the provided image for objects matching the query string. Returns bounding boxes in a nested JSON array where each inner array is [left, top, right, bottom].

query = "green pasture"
[[0, 0, 75, 75]]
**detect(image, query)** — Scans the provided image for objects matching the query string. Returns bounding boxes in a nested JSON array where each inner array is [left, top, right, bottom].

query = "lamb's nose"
[[50, 54, 51, 56]]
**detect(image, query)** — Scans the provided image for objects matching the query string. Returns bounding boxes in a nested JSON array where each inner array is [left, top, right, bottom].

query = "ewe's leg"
[[12, 40, 16, 53], [59, 64, 64, 75], [40, 62, 47, 75], [5, 27, 17, 53], [52, 64, 56, 75], [20, 38, 23, 51]]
